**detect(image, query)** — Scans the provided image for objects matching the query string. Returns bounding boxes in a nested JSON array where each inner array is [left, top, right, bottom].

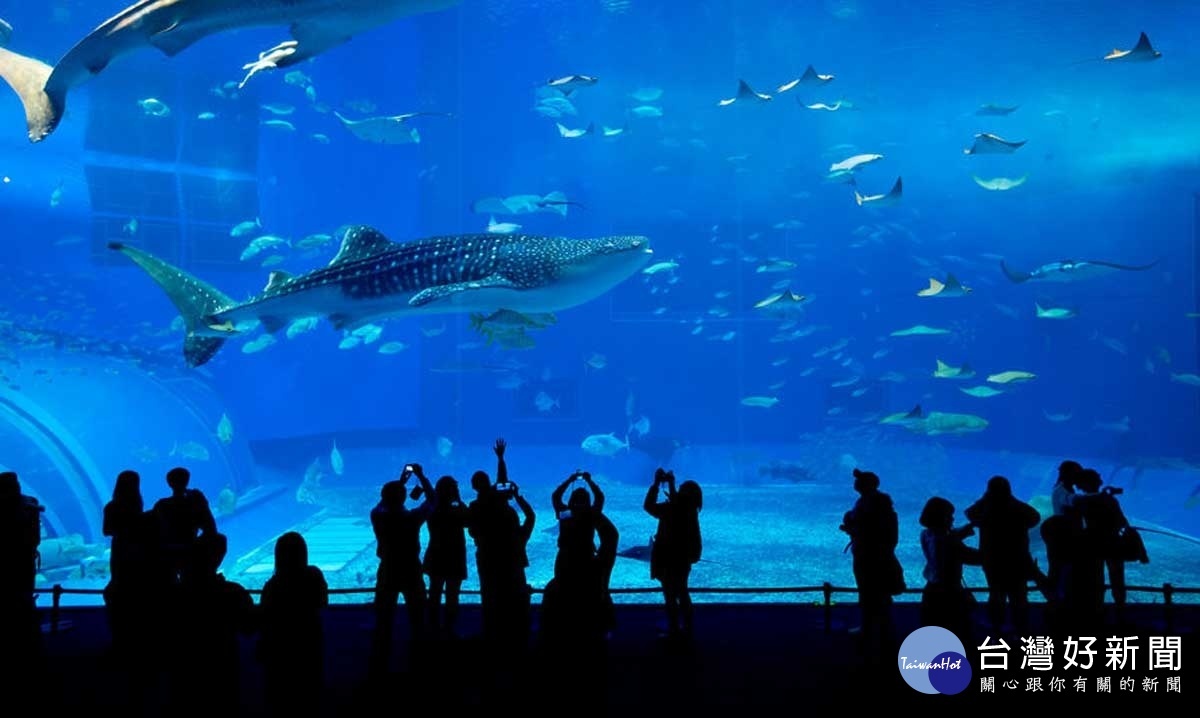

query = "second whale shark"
[[0, 0, 460, 143], [110, 225, 652, 367]]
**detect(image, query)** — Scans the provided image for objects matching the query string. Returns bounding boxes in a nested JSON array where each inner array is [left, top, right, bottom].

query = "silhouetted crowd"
[[0, 445, 1146, 713], [841, 460, 1145, 661]]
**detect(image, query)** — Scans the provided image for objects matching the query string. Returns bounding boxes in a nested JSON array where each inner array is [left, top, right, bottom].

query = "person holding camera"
[[550, 469, 605, 582], [1072, 468, 1135, 628], [542, 470, 614, 648], [468, 438, 536, 650], [643, 468, 703, 642], [369, 463, 435, 679]]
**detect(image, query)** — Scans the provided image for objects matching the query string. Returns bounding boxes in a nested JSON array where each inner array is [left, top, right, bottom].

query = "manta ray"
[[109, 225, 652, 367], [1001, 258, 1160, 284], [0, 0, 459, 143]]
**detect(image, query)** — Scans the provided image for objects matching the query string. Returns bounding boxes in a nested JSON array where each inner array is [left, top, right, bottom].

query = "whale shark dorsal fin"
[[945, 273, 961, 289], [800, 65, 818, 81], [264, 270, 293, 292], [737, 79, 756, 98], [329, 225, 392, 266], [905, 404, 924, 419], [1134, 31, 1153, 52], [888, 177, 903, 197]]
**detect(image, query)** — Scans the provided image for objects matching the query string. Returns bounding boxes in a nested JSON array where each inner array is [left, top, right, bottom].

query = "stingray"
[[1001, 258, 1160, 284], [853, 176, 902, 207], [917, 273, 971, 297], [334, 111, 451, 144], [629, 434, 686, 465], [1104, 31, 1162, 62], [718, 79, 772, 106], [776, 65, 834, 93], [964, 133, 1026, 155]]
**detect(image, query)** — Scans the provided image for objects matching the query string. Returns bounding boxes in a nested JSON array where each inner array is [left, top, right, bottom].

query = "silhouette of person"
[[551, 470, 605, 583], [543, 471, 614, 650], [838, 468, 902, 656], [918, 497, 981, 642], [369, 464, 434, 679], [964, 476, 1041, 636], [424, 475, 469, 638], [152, 466, 216, 585], [1073, 469, 1134, 627], [468, 438, 535, 651], [643, 467, 702, 642], [167, 531, 255, 717], [258, 531, 328, 718], [0, 470, 44, 682], [103, 470, 166, 671], [1042, 460, 1084, 629]]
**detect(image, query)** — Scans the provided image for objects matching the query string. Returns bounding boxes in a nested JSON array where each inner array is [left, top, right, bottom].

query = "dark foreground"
[[19, 601, 1199, 713]]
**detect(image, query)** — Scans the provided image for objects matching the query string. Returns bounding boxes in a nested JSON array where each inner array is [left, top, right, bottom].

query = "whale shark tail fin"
[[0, 23, 61, 143], [108, 242, 238, 368], [1000, 260, 1030, 283]]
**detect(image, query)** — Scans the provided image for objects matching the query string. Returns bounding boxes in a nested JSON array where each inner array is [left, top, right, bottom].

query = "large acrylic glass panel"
[[0, 0, 1195, 607]]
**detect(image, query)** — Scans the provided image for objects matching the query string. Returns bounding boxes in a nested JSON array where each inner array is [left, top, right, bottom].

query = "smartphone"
[[404, 464, 414, 473]]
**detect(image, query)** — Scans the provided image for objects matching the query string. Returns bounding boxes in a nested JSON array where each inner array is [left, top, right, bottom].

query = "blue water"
[[0, 0, 1197, 604]]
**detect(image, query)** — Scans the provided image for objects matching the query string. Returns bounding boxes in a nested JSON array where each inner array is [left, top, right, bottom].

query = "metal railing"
[[38, 581, 1200, 635]]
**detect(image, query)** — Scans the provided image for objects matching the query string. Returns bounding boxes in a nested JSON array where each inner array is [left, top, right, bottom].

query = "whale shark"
[[109, 225, 652, 367], [1001, 258, 1159, 284], [0, 0, 459, 143]]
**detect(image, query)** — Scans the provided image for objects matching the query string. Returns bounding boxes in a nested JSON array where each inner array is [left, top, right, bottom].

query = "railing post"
[[1163, 583, 1174, 634], [823, 582, 833, 633], [51, 584, 63, 634]]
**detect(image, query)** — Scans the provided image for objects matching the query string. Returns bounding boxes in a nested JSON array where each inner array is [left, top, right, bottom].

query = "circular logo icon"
[[897, 626, 972, 695]]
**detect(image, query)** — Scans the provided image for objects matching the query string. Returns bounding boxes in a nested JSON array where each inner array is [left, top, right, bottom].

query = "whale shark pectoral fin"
[[184, 336, 226, 369], [147, 20, 211, 57], [288, 21, 354, 64], [409, 277, 518, 308]]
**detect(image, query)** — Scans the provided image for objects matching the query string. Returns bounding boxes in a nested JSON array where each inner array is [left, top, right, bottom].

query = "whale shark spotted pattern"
[[110, 225, 652, 367]]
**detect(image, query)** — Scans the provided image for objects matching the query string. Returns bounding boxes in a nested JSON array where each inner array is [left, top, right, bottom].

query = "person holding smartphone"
[[368, 463, 435, 680], [644, 468, 703, 642]]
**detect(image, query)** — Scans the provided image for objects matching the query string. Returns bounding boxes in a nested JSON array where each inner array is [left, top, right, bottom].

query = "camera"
[[494, 480, 515, 499], [404, 464, 414, 474]]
